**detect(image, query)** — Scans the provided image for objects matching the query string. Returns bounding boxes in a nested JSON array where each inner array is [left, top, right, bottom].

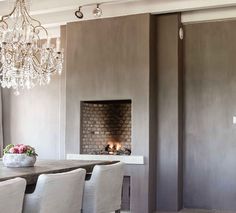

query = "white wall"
[[2, 73, 64, 160], [182, 7, 236, 24]]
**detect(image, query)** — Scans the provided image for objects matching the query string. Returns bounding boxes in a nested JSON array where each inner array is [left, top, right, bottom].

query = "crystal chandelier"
[[0, 0, 63, 95]]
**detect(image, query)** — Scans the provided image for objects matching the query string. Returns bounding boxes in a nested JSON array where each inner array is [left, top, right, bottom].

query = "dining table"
[[0, 160, 115, 188]]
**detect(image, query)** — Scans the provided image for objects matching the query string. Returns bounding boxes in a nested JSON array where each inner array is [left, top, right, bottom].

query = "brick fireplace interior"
[[80, 100, 132, 155]]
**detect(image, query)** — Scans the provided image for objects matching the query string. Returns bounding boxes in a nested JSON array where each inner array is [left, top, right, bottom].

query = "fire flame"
[[104, 141, 131, 155], [116, 143, 121, 151], [107, 141, 121, 151]]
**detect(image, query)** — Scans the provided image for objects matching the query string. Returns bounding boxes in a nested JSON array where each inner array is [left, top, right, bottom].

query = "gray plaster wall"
[[65, 14, 153, 213], [184, 20, 236, 210], [156, 14, 183, 211]]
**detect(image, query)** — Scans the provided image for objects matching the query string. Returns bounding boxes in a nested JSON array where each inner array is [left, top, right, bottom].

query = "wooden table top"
[[0, 160, 113, 185]]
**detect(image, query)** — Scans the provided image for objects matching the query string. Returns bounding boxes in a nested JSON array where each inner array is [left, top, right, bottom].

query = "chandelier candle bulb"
[[2, 31, 6, 42], [25, 27, 31, 43], [46, 37, 51, 48], [56, 38, 61, 52]]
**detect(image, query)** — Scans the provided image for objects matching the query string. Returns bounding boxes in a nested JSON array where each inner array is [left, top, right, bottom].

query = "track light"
[[75, 4, 103, 19], [75, 6, 83, 19], [93, 4, 102, 18]]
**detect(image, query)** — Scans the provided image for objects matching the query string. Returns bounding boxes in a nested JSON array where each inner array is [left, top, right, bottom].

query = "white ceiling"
[[1, 0, 236, 37]]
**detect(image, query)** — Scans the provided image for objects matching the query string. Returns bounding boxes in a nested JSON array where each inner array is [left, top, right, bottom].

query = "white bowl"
[[3, 153, 36, 168]]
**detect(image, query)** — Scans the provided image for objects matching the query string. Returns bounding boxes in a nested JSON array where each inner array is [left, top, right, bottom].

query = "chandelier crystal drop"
[[0, 0, 63, 95]]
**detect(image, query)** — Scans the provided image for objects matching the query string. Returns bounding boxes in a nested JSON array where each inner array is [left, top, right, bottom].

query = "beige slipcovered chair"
[[23, 168, 86, 213], [82, 162, 125, 213], [0, 177, 26, 213]]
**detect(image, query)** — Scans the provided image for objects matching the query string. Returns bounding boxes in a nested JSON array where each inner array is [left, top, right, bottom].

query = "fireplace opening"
[[80, 100, 131, 155]]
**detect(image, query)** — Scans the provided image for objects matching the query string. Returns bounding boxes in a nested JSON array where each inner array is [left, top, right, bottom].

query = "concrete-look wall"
[[2, 39, 66, 160], [65, 14, 154, 213], [183, 19, 236, 210], [156, 14, 183, 211]]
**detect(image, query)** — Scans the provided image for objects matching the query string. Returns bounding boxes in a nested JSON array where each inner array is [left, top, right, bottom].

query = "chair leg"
[[115, 210, 121, 213]]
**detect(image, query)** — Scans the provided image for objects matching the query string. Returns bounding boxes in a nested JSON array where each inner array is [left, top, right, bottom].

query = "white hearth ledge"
[[67, 154, 144, 165]]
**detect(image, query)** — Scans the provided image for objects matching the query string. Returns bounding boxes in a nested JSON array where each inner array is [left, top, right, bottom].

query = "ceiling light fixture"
[[0, 0, 64, 95], [75, 6, 84, 19], [93, 4, 102, 18]]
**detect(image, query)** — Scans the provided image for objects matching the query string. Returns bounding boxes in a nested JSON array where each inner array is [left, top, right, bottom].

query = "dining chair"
[[23, 168, 86, 213], [82, 162, 125, 213], [0, 177, 26, 213]]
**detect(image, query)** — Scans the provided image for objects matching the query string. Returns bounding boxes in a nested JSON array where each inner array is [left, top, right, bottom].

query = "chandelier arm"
[[0, 1, 23, 31], [0, 21, 8, 30], [32, 63, 40, 75], [41, 67, 57, 74], [1, 7, 17, 22], [23, 3, 43, 28], [40, 50, 54, 73], [0, 0, 18, 24], [23, 5, 48, 37], [21, 19, 26, 30], [33, 26, 48, 37], [45, 54, 62, 74], [41, 56, 59, 74], [32, 61, 57, 75], [22, 6, 35, 28], [32, 56, 47, 75], [33, 53, 58, 74], [34, 48, 41, 57], [21, 2, 31, 31], [32, 56, 40, 68]]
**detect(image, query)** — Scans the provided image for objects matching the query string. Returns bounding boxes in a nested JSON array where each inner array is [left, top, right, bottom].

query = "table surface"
[[0, 160, 113, 185]]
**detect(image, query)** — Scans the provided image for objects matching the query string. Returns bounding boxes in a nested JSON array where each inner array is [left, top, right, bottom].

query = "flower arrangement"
[[3, 144, 38, 157]]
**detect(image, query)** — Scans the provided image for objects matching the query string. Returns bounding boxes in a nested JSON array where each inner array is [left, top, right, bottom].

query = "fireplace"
[[80, 100, 131, 155]]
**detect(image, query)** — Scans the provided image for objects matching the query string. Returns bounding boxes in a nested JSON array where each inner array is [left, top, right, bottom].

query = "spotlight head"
[[75, 6, 83, 19], [93, 4, 102, 18]]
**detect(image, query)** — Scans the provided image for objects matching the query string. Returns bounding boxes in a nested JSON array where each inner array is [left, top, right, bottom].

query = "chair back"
[[0, 177, 26, 213], [35, 168, 86, 213], [84, 162, 124, 213]]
